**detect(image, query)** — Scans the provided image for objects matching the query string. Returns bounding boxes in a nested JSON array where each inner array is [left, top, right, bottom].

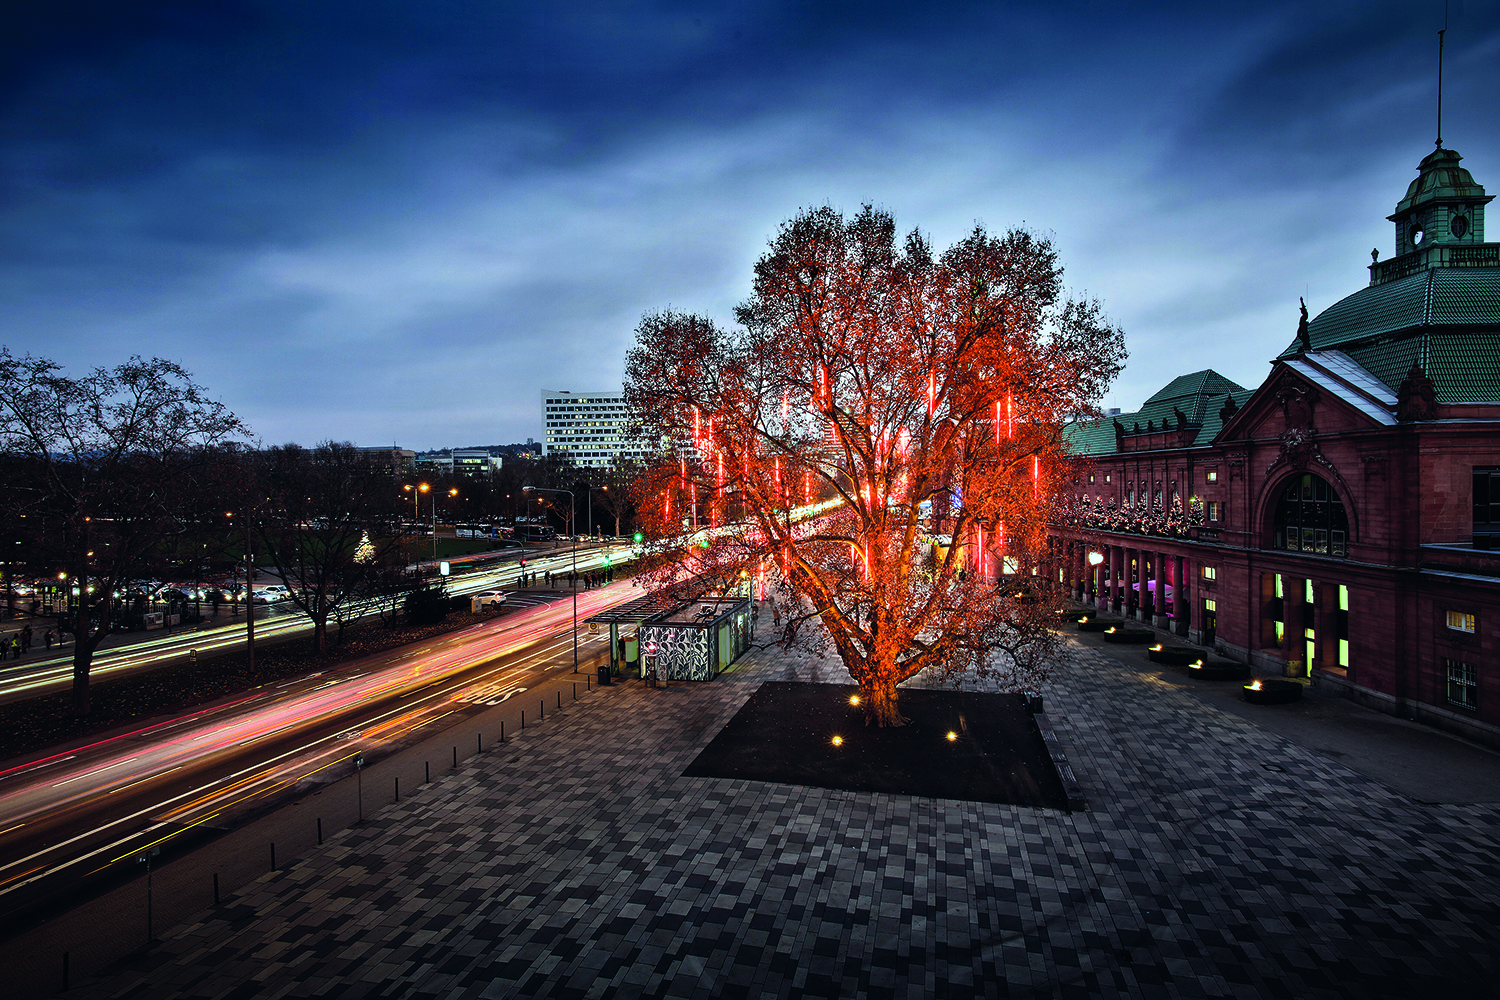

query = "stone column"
[[1134, 548, 1148, 622], [1154, 550, 1170, 629], [1174, 555, 1190, 637], [1110, 546, 1124, 613]]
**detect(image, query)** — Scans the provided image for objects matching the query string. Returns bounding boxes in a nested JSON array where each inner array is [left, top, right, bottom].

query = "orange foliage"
[[625, 206, 1125, 724]]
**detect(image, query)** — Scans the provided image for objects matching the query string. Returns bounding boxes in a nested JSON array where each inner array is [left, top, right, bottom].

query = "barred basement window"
[[1445, 658, 1478, 711], [1446, 610, 1477, 633]]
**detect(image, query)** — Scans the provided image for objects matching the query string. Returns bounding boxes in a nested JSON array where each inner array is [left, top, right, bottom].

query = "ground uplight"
[[849, 695, 860, 706], [945, 731, 957, 742], [831, 735, 844, 747]]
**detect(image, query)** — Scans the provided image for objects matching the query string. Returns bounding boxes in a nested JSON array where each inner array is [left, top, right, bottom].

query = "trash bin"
[[597, 662, 611, 685]]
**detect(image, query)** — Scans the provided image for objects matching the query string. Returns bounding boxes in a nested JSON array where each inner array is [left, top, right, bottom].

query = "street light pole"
[[524, 486, 577, 672]]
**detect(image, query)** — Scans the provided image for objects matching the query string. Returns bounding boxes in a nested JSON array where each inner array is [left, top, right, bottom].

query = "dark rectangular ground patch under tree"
[[684, 682, 1069, 809]]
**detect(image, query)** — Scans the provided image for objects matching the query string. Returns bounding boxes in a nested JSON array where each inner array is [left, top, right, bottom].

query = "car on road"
[[252, 589, 286, 604], [472, 590, 507, 608]]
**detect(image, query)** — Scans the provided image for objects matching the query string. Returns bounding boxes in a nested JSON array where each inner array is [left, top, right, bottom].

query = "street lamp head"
[[522, 486, 534, 492], [419, 483, 430, 493]]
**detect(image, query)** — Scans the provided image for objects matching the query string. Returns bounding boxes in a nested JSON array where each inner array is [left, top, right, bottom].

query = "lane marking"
[[52, 757, 139, 787]]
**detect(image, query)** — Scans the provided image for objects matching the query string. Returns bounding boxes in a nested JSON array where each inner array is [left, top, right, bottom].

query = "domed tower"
[[1278, 146, 1500, 406], [1377, 146, 1495, 284]]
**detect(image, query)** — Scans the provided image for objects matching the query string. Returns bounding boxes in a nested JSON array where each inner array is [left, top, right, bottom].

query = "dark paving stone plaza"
[[67, 635, 1500, 999]]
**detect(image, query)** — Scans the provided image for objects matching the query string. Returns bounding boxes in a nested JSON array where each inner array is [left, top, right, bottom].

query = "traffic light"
[[633, 532, 644, 543]]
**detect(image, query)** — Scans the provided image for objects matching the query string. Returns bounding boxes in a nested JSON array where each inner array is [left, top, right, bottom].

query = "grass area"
[[0, 606, 508, 762]]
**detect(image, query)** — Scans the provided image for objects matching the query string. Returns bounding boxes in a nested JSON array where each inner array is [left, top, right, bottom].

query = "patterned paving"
[[68, 636, 1500, 999]]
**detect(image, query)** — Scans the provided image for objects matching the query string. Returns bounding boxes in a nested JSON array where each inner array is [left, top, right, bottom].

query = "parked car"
[[472, 590, 507, 608]]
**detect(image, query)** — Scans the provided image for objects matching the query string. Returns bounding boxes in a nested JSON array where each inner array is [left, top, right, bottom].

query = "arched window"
[[1272, 473, 1349, 556]]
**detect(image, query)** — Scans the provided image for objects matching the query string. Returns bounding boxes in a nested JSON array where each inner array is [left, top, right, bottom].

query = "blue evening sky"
[[2, 1, 1496, 448]]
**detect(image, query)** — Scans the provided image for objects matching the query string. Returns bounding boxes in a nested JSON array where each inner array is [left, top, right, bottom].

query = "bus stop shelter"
[[584, 593, 679, 680], [639, 597, 753, 682]]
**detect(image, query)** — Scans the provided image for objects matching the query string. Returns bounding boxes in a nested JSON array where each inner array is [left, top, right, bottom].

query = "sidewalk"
[[55, 635, 1500, 999]]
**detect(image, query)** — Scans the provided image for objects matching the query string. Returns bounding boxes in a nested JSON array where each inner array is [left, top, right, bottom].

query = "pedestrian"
[[21, 626, 31, 652], [44, 629, 53, 651], [9, 636, 20, 659]]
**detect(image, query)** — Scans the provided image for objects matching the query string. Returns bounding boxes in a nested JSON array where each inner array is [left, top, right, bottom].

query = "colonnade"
[[1052, 536, 1198, 640]]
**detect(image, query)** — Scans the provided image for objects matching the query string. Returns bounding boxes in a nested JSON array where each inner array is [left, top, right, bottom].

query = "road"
[[0, 543, 631, 707], [0, 574, 641, 932]]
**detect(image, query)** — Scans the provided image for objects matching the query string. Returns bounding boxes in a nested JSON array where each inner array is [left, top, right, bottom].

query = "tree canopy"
[[625, 205, 1126, 725]]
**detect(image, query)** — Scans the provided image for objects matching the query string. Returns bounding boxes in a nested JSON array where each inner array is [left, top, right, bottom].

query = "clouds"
[[1, 1, 1497, 446]]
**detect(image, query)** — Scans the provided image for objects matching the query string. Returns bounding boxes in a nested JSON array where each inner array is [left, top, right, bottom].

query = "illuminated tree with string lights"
[[625, 205, 1126, 725]]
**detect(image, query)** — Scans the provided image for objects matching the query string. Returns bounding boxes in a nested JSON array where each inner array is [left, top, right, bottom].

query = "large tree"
[[625, 206, 1126, 725], [0, 351, 247, 714]]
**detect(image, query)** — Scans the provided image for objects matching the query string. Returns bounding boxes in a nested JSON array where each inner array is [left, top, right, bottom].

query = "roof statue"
[[1296, 297, 1311, 352]]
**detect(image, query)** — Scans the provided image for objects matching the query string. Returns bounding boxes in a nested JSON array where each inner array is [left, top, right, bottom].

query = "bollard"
[[394, 777, 399, 802], [540, 699, 544, 720], [270, 842, 276, 870], [573, 682, 577, 700], [500, 720, 504, 742], [213, 872, 220, 904], [425, 761, 430, 784], [453, 746, 458, 768], [557, 691, 562, 709], [587, 674, 591, 691], [477, 732, 482, 753], [521, 710, 525, 730], [317, 818, 323, 846]]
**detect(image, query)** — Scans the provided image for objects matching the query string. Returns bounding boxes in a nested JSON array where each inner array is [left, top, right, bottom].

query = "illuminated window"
[[1206, 470, 1219, 483], [1104, 473, 1111, 484], [1272, 473, 1348, 556], [1088, 473, 1095, 484], [1201, 565, 1217, 580], [1446, 610, 1477, 633], [1203, 599, 1216, 612], [1445, 658, 1478, 710], [1207, 501, 1221, 522], [1338, 585, 1349, 668]]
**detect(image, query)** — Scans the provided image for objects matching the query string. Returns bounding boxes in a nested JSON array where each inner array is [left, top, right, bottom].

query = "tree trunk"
[[860, 675, 906, 727], [71, 644, 92, 716]]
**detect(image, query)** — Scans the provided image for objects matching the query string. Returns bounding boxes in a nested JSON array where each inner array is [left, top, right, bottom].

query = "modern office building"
[[541, 390, 653, 468], [353, 445, 417, 477], [1045, 141, 1500, 749], [415, 449, 502, 477]]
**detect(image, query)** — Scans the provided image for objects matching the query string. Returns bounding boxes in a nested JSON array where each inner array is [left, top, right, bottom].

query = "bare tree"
[[254, 442, 405, 654], [0, 351, 247, 714], [626, 206, 1126, 725]]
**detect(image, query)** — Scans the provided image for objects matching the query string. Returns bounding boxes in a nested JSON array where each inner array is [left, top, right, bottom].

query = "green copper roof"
[[1430, 269, 1500, 325], [1428, 332, 1500, 402], [1278, 267, 1500, 400], [1194, 389, 1255, 443], [1143, 370, 1246, 411], [1391, 147, 1491, 218], [1341, 339, 1421, 394], [1061, 371, 1248, 456], [1281, 271, 1431, 356]]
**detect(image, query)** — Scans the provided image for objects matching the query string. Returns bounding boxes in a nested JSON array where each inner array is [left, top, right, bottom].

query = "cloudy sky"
[[4, 0, 1496, 449]]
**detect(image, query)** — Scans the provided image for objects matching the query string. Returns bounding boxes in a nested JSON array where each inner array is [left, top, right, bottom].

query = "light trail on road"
[[0, 545, 631, 705], [0, 577, 638, 915]]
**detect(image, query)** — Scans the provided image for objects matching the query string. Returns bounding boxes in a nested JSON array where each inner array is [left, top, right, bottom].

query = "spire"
[[1436, 27, 1445, 149]]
